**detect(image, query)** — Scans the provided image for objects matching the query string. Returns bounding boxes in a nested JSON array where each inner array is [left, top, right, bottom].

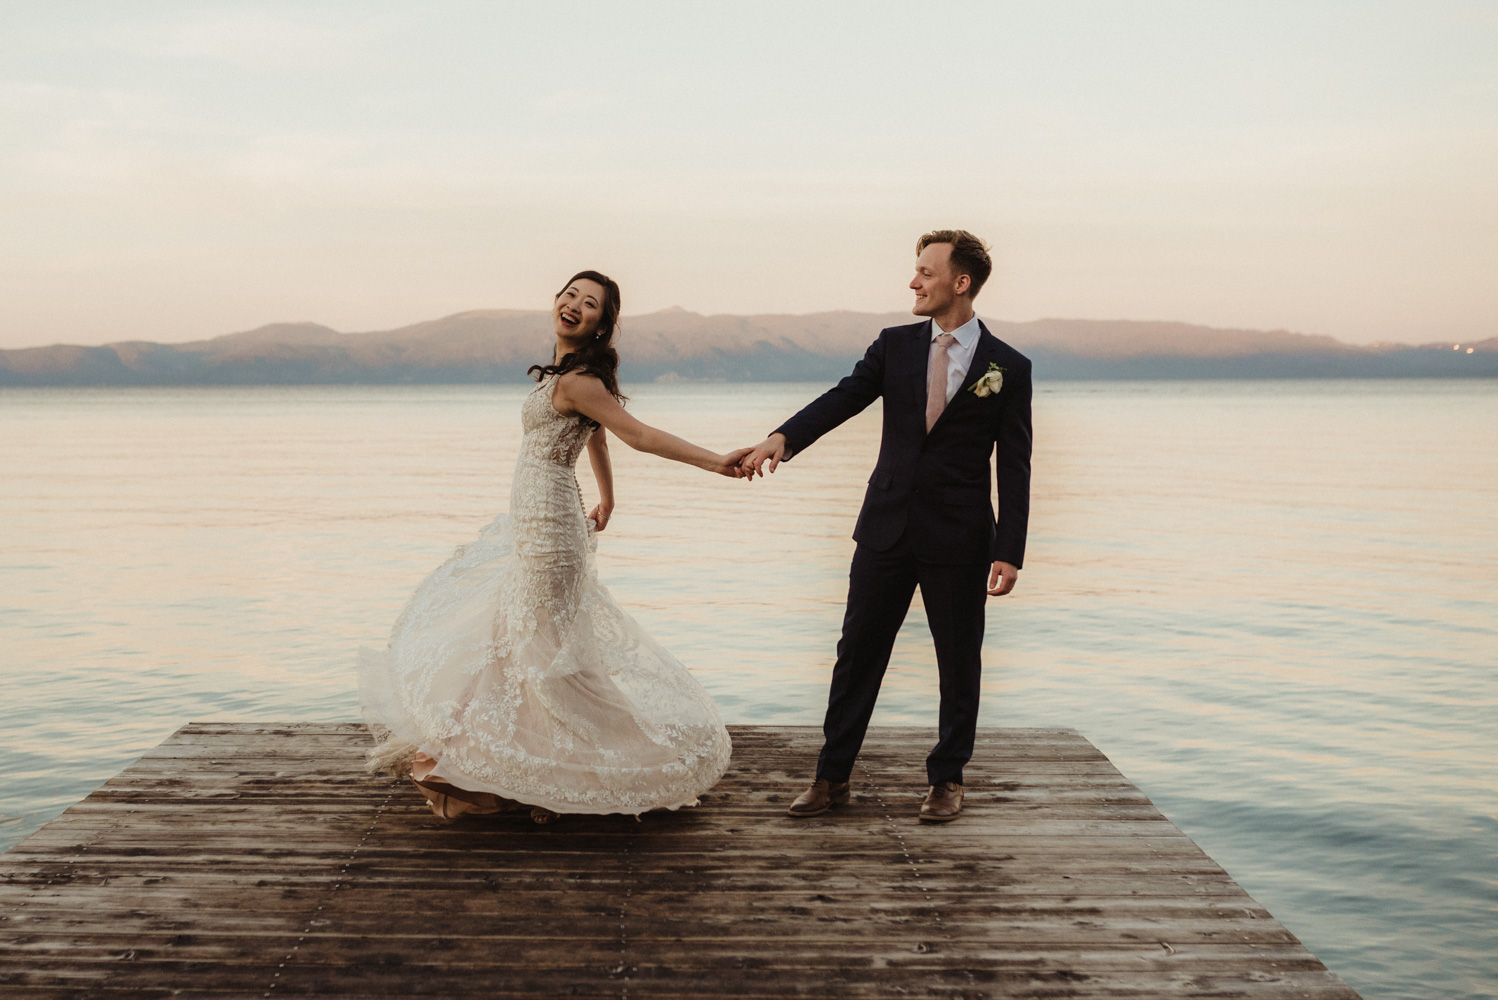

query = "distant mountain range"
[[1, 308, 1493, 385]]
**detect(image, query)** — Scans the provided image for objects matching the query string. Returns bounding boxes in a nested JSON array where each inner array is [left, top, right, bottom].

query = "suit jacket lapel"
[[913, 321, 934, 432]]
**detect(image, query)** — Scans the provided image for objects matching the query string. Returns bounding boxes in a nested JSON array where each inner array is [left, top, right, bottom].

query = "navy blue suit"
[[776, 319, 1032, 785]]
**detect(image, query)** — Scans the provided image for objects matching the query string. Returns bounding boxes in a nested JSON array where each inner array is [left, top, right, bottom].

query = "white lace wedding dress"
[[357, 377, 731, 814]]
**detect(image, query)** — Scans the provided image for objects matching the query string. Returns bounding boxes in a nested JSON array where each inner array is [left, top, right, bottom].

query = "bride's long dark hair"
[[528, 270, 627, 403]]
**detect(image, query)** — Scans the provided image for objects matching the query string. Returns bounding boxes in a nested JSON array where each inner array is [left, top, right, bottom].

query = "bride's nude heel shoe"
[[412, 777, 508, 821], [529, 807, 561, 825], [412, 777, 459, 822]]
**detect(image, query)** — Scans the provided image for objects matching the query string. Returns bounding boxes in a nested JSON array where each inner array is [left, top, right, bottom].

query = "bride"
[[358, 270, 747, 824]]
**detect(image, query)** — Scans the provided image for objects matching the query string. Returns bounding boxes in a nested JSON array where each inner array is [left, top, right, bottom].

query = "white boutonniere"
[[967, 362, 1006, 397]]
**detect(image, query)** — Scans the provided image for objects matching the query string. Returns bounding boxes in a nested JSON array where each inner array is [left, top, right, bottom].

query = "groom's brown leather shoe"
[[786, 778, 850, 818], [919, 781, 964, 823]]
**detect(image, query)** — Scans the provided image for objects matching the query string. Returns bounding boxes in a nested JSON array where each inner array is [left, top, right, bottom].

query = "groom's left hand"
[[988, 561, 1018, 596]]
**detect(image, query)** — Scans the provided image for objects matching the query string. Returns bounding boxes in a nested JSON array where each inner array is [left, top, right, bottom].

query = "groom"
[[741, 229, 1032, 823]]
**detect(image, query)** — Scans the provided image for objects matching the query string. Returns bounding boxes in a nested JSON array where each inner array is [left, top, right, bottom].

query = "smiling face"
[[909, 241, 971, 318], [552, 278, 608, 343]]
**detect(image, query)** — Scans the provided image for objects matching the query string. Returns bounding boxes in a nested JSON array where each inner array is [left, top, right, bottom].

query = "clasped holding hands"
[[710, 434, 786, 481]]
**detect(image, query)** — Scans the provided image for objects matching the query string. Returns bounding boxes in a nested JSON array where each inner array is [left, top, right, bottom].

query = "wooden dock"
[[0, 723, 1361, 998]]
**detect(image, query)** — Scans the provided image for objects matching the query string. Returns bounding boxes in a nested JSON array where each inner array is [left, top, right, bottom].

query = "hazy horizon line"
[[4, 306, 1452, 354]]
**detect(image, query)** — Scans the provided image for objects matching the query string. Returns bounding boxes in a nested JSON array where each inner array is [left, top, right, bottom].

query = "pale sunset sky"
[[1, 1, 1495, 350]]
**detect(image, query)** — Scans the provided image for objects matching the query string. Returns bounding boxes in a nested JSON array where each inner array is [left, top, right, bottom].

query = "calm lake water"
[[1, 379, 1495, 999]]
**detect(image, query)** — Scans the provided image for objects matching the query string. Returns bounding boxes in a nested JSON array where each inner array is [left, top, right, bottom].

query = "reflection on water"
[[1, 379, 1495, 1000]]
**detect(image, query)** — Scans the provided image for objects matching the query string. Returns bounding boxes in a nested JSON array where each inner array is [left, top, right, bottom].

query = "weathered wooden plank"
[[0, 905, 1303, 944], [90, 777, 1156, 803], [1, 819, 1204, 854], [31, 793, 1179, 818], [0, 960, 1363, 999], [1, 876, 1250, 905], [5, 843, 1218, 872], [0, 937, 1340, 977], [4, 846, 1218, 874], [0, 723, 1360, 999], [2, 892, 1276, 922]]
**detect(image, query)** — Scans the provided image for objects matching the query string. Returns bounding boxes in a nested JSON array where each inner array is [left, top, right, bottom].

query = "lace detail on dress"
[[358, 378, 731, 814]]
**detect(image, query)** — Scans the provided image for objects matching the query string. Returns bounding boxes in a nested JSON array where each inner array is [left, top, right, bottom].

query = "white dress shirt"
[[929, 314, 981, 406]]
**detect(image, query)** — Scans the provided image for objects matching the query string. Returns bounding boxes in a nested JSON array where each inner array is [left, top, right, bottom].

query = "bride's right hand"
[[712, 448, 756, 479]]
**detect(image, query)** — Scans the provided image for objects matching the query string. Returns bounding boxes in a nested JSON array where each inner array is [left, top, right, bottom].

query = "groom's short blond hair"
[[917, 229, 993, 299]]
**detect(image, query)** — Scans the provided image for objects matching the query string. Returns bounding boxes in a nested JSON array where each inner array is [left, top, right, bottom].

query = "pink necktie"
[[926, 333, 957, 431]]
